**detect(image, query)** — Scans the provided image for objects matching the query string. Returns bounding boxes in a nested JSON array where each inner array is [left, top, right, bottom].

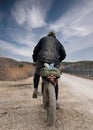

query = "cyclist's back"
[[37, 36, 60, 63], [32, 31, 66, 102], [33, 33, 66, 64]]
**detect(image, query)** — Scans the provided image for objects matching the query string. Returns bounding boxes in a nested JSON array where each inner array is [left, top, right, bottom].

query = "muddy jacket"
[[32, 36, 66, 63]]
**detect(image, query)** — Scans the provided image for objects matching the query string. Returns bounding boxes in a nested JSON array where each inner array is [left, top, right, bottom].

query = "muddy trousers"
[[33, 73, 58, 100]]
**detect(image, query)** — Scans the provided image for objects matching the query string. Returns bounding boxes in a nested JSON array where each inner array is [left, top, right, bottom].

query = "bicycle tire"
[[47, 83, 56, 126], [42, 82, 49, 109]]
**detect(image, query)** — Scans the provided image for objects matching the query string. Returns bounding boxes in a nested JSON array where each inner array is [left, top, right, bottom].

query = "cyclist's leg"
[[33, 73, 40, 90], [32, 62, 44, 98], [55, 81, 58, 100], [33, 72, 40, 98]]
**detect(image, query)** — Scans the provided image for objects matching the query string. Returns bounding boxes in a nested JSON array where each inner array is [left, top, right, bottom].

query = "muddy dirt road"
[[0, 74, 93, 130]]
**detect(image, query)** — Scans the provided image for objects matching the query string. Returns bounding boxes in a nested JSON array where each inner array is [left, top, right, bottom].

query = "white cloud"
[[0, 40, 33, 58], [11, 5, 26, 25], [11, 0, 52, 28], [1, 0, 93, 62], [66, 35, 93, 54], [49, 0, 93, 60], [49, 0, 93, 38], [48, 0, 93, 61], [9, 29, 35, 47], [26, 6, 46, 28]]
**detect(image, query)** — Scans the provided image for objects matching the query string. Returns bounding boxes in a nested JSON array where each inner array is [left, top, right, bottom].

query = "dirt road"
[[0, 74, 93, 130]]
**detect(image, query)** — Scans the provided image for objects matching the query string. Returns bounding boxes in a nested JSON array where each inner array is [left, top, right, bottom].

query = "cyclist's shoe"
[[56, 100, 59, 109], [32, 89, 38, 98]]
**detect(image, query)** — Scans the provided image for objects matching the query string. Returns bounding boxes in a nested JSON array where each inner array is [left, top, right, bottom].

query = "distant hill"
[[0, 57, 35, 81], [0, 56, 93, 81]]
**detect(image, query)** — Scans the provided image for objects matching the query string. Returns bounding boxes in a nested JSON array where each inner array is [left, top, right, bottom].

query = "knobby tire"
[[43, 82, 56, 126]]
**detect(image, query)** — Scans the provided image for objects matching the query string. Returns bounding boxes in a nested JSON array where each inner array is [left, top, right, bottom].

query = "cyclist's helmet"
[[48, 31, 56, 37]]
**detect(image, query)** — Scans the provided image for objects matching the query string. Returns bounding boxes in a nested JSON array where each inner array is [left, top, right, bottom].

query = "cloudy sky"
[[0, 0, 93, 62]]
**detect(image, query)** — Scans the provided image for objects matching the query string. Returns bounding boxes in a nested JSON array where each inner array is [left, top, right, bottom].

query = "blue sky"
[[0, 0, 93, 62]]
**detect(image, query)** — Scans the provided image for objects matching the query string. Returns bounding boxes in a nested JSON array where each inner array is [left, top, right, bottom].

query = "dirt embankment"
[[0, 57, 35, 81], [0, 74, 93, 130]]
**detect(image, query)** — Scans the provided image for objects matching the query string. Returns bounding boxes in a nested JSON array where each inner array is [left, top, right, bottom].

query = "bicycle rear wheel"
[[47, 83, 56, 126], [42, 81, 49, 109], [42, 81, 56, 126]]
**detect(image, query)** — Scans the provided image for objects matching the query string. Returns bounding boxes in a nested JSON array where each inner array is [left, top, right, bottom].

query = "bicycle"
[[40, 63, 61, 126]]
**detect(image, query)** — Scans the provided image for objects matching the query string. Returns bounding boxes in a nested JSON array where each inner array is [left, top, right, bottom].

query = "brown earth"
[[0, 75, 93, 130], [0, 57, 35, 81], [0, 57, 93, 130]]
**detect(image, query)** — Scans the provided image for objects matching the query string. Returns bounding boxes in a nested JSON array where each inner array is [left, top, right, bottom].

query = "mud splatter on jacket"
[[32, 35, 66, 63]]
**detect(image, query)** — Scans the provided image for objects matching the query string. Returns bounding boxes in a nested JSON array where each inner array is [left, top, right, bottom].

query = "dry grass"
[[0, 57, 35, 81]]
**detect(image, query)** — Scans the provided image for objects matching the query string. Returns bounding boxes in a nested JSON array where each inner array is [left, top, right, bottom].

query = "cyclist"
[[32, 31, 66, 108]]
